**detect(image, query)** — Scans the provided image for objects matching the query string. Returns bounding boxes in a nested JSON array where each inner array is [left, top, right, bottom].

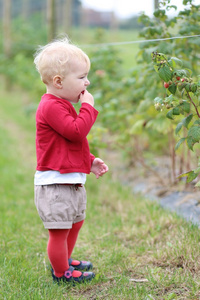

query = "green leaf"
[[175, 122, 183, 135], [188, 126, 200, 143], [177, 69, 190, 77], [177, 170, 198, 183], [158, 65, 172, 82], [168, 83, 177, 95], [182, 113, 193, 128], [187, 136, 195, 151], [164, 94, 174, 103], [191, 83, 197, 93], [180, 101, 190, 113], [185, 83, 191, 92], [194, 120, 200, 126], [175, 137, 186, 150], [178, 82, 187, 91], [178, 171, 191, 179], [154, 9, 166, 18], [184, 68, 193, 76], [186, 171, 198, 183], [175, 114, 193, 135], [172, 107, 180, 115], [168, 57, 182, 68], [166, 109, 174, 120], [154, 97, 163, 104]]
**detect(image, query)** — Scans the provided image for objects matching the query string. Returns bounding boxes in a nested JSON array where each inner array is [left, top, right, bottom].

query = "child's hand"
[[79, 90, 94, 107], [91, 158, 109, 179]]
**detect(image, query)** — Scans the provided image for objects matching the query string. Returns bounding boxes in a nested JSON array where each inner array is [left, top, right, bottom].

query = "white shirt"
[[34, 170, 86, 185]]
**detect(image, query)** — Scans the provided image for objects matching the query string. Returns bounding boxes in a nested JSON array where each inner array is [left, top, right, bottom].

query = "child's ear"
[[53, 75, 62, 89]]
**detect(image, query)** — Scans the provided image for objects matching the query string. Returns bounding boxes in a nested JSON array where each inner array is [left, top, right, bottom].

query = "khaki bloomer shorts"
[[34, 184, 87, 229]]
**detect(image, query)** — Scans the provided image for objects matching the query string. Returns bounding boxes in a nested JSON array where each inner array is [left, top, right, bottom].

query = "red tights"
[[47, 220, 84, 277]]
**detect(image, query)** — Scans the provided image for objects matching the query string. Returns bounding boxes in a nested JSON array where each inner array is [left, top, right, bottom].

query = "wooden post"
[[110, 11, 118, 32], [47, 0, 56, 42], [3, 0, 12, 89], [3, 0, 11, 58], [154, 0, 159, 10], [63, 0, 73, 35], [22, 0, 29, 20]]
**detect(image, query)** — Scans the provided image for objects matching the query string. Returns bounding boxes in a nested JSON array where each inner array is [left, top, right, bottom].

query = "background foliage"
[[0, 0, 200, 186]]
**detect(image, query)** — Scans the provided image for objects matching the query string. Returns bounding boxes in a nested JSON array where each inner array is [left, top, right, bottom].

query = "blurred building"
[[0, 0, 118, 29], [83, 8, 116, 28]]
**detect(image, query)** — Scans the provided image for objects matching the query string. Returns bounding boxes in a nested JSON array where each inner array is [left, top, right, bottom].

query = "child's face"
[[60, 59, 90, 103]]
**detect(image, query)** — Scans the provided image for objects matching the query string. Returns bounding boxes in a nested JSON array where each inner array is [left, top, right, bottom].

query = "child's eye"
[[79, 74, 88, 79]]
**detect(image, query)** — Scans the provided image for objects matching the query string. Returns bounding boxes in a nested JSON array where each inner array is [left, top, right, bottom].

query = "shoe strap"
[[64, 266, 74, 279], [68, 257, 73, 265]]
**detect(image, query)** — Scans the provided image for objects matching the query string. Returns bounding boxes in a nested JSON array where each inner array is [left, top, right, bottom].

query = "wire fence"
[[81, 34, 200, 48]]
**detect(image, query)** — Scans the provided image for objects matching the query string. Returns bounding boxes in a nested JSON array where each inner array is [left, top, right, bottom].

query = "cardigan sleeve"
[[42, 101, 98, 142], [90, 153, 95, 167]]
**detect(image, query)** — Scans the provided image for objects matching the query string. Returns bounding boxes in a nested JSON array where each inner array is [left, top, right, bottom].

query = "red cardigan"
[[35, 94, 98, 174]]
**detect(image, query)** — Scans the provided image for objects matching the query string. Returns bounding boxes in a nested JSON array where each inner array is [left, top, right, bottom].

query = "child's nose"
[[85, 79, 90, 86]]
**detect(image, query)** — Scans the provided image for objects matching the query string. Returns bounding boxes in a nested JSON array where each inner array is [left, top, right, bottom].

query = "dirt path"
[[108, 150, 200, 227], [0, 108, 35, 170]]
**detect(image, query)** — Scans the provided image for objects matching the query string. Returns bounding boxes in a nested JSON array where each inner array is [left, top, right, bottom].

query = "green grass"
[[69, 28, 141, 70], [1, 86, 200, 299]]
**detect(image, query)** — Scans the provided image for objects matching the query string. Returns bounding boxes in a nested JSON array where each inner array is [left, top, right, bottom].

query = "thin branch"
[[187, 92, 200, 118]]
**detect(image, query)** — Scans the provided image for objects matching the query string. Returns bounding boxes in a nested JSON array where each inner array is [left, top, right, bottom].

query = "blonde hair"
[[34, 37, 90, 84]]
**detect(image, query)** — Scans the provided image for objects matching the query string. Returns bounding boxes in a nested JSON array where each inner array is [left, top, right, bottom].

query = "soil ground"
[[108, 151, 200, 227]]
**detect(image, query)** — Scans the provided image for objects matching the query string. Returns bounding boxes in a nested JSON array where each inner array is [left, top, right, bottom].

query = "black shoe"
[[52, 266, 95, 284], [69, 258, 93, 271]]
